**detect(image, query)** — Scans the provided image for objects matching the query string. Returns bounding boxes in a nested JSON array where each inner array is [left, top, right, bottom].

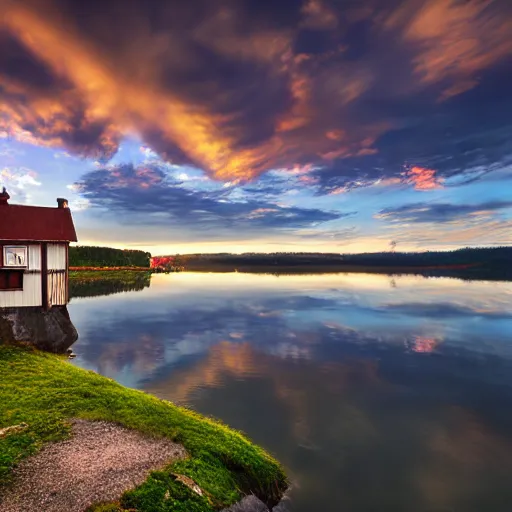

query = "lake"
[[69, 272, 512, 512]]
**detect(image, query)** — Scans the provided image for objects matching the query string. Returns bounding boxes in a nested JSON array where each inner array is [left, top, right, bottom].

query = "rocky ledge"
[[222, 494, 291, 512], [0, 306, 78, 353]]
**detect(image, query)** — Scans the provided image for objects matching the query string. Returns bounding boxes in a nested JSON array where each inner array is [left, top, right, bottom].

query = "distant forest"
[[167, 247, 512, 280], [69, 246, 151, 268], [68, 245, 511, 280]]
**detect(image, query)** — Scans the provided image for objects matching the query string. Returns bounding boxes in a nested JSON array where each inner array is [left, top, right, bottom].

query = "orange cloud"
[[0, 0, 386, 182], [326, 130, 345, 141], [411, 336, 440, 353], [301, 0, 338, 30], [387, 0, 512, 100], [328, 186, 348, 195], [1, 0, 509, 184], [1, 3, 283, 181], [405, 166, 444, 190]]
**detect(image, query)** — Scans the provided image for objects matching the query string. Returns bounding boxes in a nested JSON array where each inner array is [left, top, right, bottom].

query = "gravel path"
[[0, 419, 187, 512]]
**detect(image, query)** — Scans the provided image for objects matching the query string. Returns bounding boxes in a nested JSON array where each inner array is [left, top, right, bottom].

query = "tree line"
[[162, 246, 511, 279], [69, 246, 151, 268], [169, 246, 510, 267]]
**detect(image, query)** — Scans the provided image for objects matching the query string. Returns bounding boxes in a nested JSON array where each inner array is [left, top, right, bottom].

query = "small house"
[[0, 188, 77, 310]]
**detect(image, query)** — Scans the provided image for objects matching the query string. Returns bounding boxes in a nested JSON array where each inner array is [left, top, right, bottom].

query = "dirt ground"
[[0, 419, 186, 512]]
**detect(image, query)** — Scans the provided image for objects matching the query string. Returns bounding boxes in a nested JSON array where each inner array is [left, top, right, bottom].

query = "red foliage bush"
[[150, 256, 175, 269]]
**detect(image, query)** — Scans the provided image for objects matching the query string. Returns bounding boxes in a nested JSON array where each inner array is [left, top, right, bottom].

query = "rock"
[[221, 491, 292, 512], [221, 495, 270, 512], [0, 423, 29, 438], [0, 306, 78, 353], [272, 499, 291, 511]]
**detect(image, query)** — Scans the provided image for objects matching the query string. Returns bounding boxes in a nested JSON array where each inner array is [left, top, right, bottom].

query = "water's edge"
[[222, 495, 290, 512]]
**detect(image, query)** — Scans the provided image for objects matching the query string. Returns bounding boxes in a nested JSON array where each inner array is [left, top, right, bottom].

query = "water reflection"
[[69, 273, 151, 299], [69, 273, 512, 512]]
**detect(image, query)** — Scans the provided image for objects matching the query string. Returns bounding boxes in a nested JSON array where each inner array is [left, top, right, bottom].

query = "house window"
[[0, 270, 24, 290], [3, 246, 28, 267]]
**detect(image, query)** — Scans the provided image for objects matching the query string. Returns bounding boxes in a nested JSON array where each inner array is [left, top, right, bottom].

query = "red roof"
[[0, 204, 78, 242]]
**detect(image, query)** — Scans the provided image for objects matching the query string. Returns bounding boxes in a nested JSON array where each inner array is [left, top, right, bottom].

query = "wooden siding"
[[0, 273, 42, 308], [48, 271, 67, 306], [47, 243, 67, 270]]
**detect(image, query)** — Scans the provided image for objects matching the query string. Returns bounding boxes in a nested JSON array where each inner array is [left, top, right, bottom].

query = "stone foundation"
[[0, 306, 78, 353]]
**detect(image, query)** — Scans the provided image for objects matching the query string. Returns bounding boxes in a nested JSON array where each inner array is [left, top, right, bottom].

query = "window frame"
[[2, 245, 28, 268]]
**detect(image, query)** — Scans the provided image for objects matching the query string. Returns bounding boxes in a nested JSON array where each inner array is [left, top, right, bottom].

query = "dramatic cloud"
[[383, 0, 512, 100], [310, 162, 447, 195], [1, 0, 511, 186], [376, 200, 512, 224], [75, 162, 347, 232]]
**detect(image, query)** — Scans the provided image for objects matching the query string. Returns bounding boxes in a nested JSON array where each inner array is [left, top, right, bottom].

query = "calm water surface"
[[69, 272, 512, 512]]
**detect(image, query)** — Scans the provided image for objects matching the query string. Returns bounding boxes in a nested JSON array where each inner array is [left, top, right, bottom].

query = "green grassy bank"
[[0, 346, 287, 511], [69, 270, 151, 281]]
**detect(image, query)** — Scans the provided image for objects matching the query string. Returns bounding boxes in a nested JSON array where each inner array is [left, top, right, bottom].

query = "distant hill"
[[154, 247, 512, 280]]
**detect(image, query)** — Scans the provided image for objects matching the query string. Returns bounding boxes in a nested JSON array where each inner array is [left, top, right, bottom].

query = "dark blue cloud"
[[376, 200, 512, 224], [311, 63, 512, 195], [0, 31, 65, 92], [76, 163, 348, 231]]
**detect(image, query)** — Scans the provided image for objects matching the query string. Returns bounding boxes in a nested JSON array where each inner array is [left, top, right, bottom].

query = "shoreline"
[[69, 265, 512, 283], [69, 267, 151, 272], [0, 346, 288, 511]]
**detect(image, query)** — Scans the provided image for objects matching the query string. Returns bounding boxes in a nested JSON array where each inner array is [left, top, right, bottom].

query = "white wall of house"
[[0, 243, 68, 308], [0, 244, 42, 308], [28, 244, 41, 271], [0, 273, 42, 308], [47, 243, 67, 270]]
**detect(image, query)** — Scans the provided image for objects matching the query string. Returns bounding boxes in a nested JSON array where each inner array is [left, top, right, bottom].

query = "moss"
[[121, 474, 211, 511], [0, 346, 287, 511]]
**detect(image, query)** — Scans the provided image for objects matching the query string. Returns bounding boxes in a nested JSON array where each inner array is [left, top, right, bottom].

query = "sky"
[[0, 0, 511, 255]]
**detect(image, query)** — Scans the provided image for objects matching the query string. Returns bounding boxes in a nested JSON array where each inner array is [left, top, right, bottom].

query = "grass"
[[69, 270, 152, 281], [0, 346, 287, 511]]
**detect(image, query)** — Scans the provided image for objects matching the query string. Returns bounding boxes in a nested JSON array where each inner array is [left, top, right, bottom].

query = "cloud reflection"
[[69, 272, 512, 511]]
